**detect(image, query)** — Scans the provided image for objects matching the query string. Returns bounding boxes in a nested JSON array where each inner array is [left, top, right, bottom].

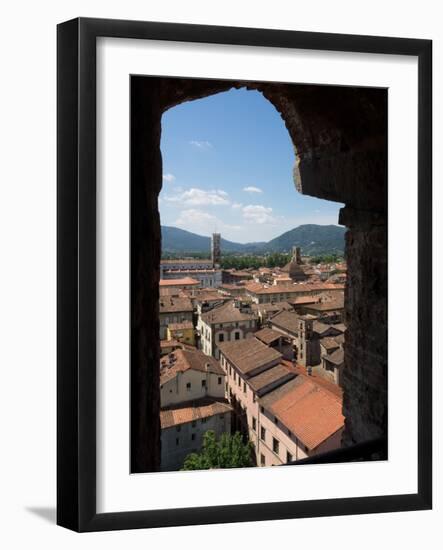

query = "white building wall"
[[160, 369, 225, 408], [161, 411, 231, 471]]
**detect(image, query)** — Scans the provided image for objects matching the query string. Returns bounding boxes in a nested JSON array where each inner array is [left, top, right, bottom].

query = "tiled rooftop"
[[218, 337, 282, 376], [260, 376, 344, 450], [160, 398, 232, 429], [160, 348, 223, 384]]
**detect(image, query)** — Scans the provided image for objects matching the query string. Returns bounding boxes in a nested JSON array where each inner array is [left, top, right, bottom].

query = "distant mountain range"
[[161, 224, 345, 256]]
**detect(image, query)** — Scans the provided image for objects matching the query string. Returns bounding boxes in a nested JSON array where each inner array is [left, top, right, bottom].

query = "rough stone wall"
[[339, 208, 388, 446], [131, 76, 388, 471], [131, 78, 163, 472]]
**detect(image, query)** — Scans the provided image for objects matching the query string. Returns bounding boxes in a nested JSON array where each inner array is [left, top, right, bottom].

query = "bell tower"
[[211, 232, 221, 266]]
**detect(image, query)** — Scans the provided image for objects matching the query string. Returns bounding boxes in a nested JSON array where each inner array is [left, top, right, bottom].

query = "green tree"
[[181, 430, 254, 470]]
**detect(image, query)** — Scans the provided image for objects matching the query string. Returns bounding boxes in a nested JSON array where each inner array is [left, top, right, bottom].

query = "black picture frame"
[[57, 17, 432, 532]]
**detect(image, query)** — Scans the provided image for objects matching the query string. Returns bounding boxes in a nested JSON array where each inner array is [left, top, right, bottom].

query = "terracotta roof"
[[167, 321, 194, 331], [159, 277, 200, 287], [260, 376, 344, 450], [159, 287, 189, 297], [245, 282, 345, 295], [201, 300, 256, 325], [160, 398, 232, 429], [320, 337, 341, 352], [254, 327, 283, 345], [251, 301, 293, 314], [159, 297, 193, 314], [305, 294, 344, 311], [247, 363, 296, 394], [270, 310, 301, 334], [161, 259, 212, 265], [160, 348, 224, 384], [288, 296, 320, 306], [160, 339, 182, 348], [218, 338, 282, 376], [324, 348, 344, 366], [314, 321, 346, 336]]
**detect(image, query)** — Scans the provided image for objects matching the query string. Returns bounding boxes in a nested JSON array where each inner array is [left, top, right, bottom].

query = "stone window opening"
[[131, 76, 388, 473]]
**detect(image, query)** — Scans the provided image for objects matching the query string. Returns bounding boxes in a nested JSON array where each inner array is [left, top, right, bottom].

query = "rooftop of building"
[[251, 301, 293, 315], [324, 348, 344, 366], [259, 375, 344, 450], [320, 337, 342, 351], [247, 363, 296, 394], [218, 337, 282, 376], [163, 268, 219, 274], [160, 398, 232, 429], [269, 310, 302, 334], [254, 327, 284, 345], [304, 294, 345, 311], [201, 299, 256, 325], [167, 321, 194, 331], [161, 259, 213, 265], [159, 277, 200, 287], [160, 348, 224, 384], [159, 296, 193, 314], [244, 281, 345, 295], [313, 321, 346, 336]]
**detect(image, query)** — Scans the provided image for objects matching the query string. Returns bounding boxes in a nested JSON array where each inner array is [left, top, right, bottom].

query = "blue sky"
[[159, 88, 343, 243]]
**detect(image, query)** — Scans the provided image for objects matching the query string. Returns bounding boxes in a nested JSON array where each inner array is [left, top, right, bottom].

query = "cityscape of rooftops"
[[155, 88, 350, 471]]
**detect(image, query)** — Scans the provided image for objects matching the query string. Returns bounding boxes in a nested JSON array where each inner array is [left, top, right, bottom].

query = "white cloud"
[[175, 209, 242, 234], [242, 204, 277, 225], [162, 173, 176, 182], [189, 140, 213, 150], [164, 187, 230, 206], [243, 186, 263, 194], [175, 209, 216, 226], [232, 202, 243, 209]]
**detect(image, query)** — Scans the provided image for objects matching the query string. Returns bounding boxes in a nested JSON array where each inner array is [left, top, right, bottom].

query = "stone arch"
[[131, 76, 387, 472]]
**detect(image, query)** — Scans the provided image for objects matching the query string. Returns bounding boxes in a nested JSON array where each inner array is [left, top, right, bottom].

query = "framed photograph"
[[57, 17, 432, 532]]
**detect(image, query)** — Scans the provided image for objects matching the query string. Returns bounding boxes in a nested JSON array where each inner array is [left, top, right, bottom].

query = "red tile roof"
[[262, 376, 344, 450], [159, 277, 200, 286], [160, 348, 224, 384], [160, 398, 232, 429]]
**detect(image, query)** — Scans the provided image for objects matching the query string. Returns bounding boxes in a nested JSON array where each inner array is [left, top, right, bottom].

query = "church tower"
[[289, 246, 308, 282], [211, 233, 221, 266]]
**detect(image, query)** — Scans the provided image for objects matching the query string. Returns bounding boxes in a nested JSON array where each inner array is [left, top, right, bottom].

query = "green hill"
[[161, 224, 345, 256]]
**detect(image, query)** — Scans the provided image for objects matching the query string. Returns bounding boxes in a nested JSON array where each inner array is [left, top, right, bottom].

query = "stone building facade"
[[198, 300, 257, 359]]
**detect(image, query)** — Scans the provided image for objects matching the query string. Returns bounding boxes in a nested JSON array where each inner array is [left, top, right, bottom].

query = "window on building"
[[176, 438, 179, 446], [286, 451, 293, 463], [191, 433, 196, 441], [219, 414, 224, 420], [274, 416, 279, 426], [252, 394, 256, 403], [238, 377, 241, 387], [243, 382, 247, 394], [218, 333, 224, 342], [260, 426, 266, 441], [273, 438, 279, 455], [260, 454, 266, 466], [235, 332, 240, 340], [218, 376, 222, 385], [260, 406, 264, 413], [201, 417, 207, 424], [186, 382, 191, 391], [201, 379, 206, 388], [252, 417, 257, 432]]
